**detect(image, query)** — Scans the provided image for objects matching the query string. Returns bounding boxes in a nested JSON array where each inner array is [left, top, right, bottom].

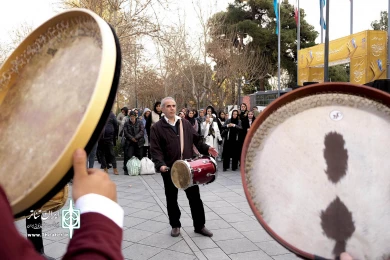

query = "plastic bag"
[[126, 156, 141, 176], [140, 157, 156, 175]]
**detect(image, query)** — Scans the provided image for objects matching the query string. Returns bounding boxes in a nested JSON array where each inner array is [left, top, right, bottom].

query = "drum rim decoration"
[[240, 82, 390, 259], [0, 8, 121, 218]]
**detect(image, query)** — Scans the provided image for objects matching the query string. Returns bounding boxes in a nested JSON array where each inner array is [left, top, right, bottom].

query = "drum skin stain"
[[322, 132, 355, 257], [321, 197, 356, 256], [323, 132, 348, 184]]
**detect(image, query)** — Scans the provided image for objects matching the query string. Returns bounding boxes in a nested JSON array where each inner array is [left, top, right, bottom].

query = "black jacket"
[[150, 117, 209, 172], [123, 119, 145, 147], [99, 111, 118, 144]]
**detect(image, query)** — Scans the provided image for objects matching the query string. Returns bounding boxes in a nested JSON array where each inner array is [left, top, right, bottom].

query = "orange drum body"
[[171, 156, 217, 189], [241, 83, 390, 260]]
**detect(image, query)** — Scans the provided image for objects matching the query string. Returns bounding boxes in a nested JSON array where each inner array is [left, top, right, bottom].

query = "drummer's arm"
[[0, 186, 46, 260], [150, 125, 166, 172]]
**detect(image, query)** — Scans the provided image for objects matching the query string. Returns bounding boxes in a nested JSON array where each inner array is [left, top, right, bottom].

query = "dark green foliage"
[[208, 0, 318, 89], [371, 11, 388, 31]]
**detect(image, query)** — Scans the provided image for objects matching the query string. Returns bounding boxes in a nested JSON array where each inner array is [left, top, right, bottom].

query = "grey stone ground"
[[15, 161, 301, 260]]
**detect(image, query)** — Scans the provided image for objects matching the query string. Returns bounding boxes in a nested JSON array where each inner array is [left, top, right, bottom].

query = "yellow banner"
[[298, 30, 387, 85]]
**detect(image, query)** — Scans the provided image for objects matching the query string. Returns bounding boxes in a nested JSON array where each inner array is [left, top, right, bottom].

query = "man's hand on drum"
[[208, 147, 218, 157], [160, 166, 169, 173], [72, 149, 117, 203]]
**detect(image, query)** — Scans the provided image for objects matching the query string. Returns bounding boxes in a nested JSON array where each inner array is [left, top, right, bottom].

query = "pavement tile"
[[220, 212, 254, 223], [215, 237, 258, 254], [204, 219, 231, 230], [192, 236, 218, 249], [122, 206, 143, 216], [256, 241, 291, 256], [229, 250, 274, 260], [223, 196, 247, 203], [124, 216, 148, 228], [148, 249, 196, 260], [211, 228, 244, 241], [204, 200, 232, 208], [205, 212, 222, 221], [44, 242, 68, 259], [180, 217, 195, 227], [168, 240, 194, 254], [133, 220, 171, 233], [138, 233, 182, 249], [201, 248, 230, 260], [130, 209, 163, 220], [123, 228, 154, 243], [127, 201, 158, 210], [211, 206, 243, 215], [122, 243, 162, 260], [122, 240, 133, 250], [152, 214, 169, 223], [272, 253, 302, 259], [242, 230, 274, 243], [230, 221, 263, 232], [212, 191, 240, 198]]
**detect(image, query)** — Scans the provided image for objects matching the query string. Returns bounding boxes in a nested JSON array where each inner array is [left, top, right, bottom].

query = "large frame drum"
[[0, 9, 121, 219], [241, 83, 390, 260]]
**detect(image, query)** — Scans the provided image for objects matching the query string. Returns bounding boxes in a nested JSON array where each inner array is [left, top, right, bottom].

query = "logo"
[[61, 199, 80, 239], [330, 110, 343, 121]]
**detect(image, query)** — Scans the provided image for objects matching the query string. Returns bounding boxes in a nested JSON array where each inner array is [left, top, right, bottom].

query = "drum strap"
[[179, 119, 201, 159], [180, 119, 184, 159]]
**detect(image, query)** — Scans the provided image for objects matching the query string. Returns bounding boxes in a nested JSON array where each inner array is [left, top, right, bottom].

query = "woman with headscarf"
[[151, 101, 163, 126], [142, 108, 152, 158], [222, 110, 242, 171], [186, 109, 199, 133], [238, 103, 249, 162], [216, 111, 227, 162]]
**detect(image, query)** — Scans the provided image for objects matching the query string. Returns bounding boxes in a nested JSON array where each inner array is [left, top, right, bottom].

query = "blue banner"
[[274, 0, 279, 34]]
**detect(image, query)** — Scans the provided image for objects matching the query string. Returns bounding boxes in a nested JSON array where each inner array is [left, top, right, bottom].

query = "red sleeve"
[[0, 186, 45, 260], [63, 212, 124, 260]]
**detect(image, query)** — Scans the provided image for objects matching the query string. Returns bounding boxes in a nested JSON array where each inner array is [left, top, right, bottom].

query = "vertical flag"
[[274, 0, 279, 34], [320, 0, 326, 30], [294, 0, 299, 25]]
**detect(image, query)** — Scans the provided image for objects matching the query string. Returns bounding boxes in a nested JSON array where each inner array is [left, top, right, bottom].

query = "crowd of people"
[[0, 97, 357, 259], [113, 102, 261, 172]]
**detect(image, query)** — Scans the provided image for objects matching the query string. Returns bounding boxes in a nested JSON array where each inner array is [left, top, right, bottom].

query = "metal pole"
[[350, 0, 353, 35], [324, 0, 330, 82], [387, 0, 390, 78], [320, 0, 324, 44], [297, 0, 300, 86], [135, 46, 138, 108], [277, 0, 281, 97]]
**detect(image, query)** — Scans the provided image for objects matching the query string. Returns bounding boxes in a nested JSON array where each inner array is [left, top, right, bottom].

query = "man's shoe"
[[194, 227, 213, 237], [103, 168, 108, 173], [113, 168, 119, 175], [171, 227, 180, 237]]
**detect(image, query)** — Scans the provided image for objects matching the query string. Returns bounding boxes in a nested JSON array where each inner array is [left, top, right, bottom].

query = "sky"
[[0, 0, 388, 46]]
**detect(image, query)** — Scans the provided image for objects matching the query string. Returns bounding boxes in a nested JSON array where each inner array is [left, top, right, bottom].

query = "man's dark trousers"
[[161, 171, 205, 230]]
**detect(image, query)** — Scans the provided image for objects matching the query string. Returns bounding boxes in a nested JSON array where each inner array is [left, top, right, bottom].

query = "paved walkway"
[[15, 161, 300, 260]]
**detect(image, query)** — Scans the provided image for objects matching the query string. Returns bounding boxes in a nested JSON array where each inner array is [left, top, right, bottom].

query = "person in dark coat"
[[123, 111, 145, 175], [222, 109, 242, 171], [150, 97, 218, 238], [97, 111, 119, 175]]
